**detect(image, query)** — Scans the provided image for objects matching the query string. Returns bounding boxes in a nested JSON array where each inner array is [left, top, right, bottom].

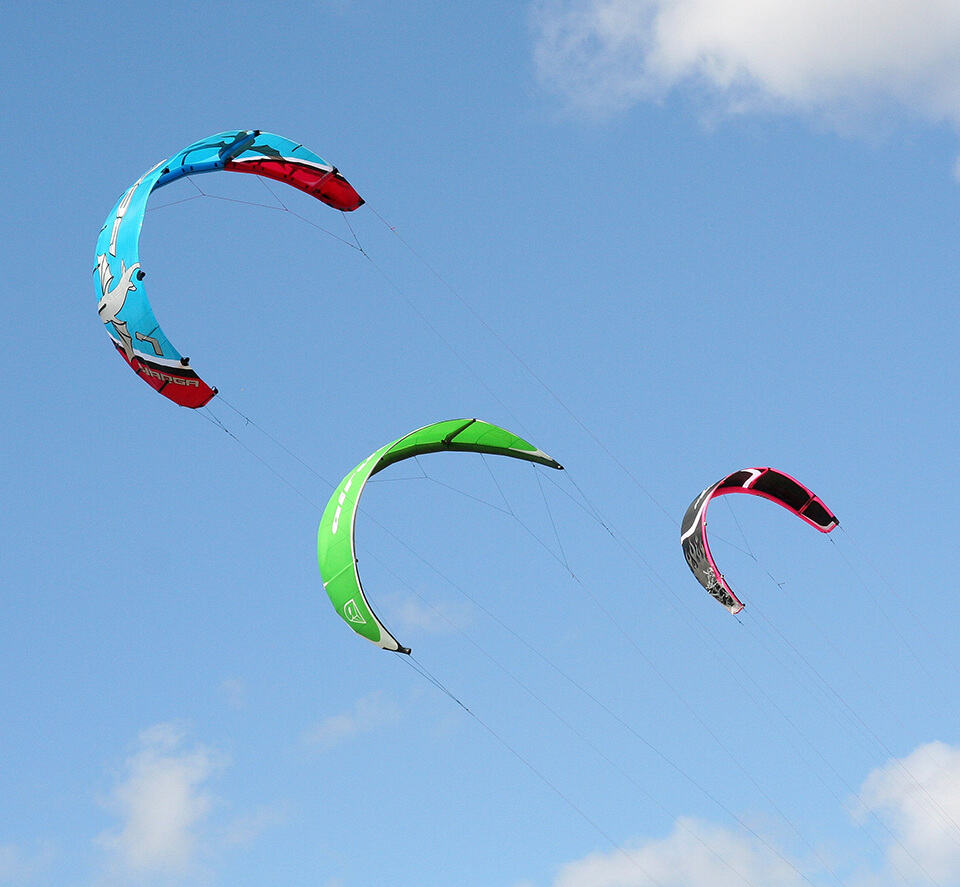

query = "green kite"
[[317, 419, 563, 653]]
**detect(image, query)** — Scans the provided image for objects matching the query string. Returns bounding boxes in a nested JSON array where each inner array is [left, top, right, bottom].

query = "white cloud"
[[304, 692, 402, 751], [218, 806, 286, 848], [220, 677, 247, 711], [857, 740, 960, 885], [532, 0, 960, 133], [96, 721, 227, 884], [550, 816, 807, 887], [0, 842, 54, 885], [394, 594, 473, 636], [545, 741, 960, 887]]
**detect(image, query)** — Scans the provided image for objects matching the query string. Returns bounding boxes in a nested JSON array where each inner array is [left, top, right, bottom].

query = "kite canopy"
[[317, 419, 563, 653], [94, 130, 362, 407], [680, 467, 838, 614]]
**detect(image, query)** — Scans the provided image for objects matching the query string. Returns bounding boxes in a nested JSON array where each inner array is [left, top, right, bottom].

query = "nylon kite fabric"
[[317, 419, 563, 653], [680, 467, 839, 614], [94, 130, 362, 407]]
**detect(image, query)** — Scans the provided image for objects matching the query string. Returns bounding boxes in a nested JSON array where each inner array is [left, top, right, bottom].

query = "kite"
[[317, 419, 563, 653], [680, 467, 838, 613], [94, 130, 362, 407]]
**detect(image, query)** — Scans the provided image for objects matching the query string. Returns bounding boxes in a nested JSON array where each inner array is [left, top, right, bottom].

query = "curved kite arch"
[[94, 130, 363, 407], [680, 467, 839, 614], [317, 419, 564, 653]]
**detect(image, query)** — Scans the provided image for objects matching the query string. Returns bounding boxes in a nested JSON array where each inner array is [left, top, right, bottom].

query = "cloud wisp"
[[0, 841, 54, 885], [553, 816, 809, 887], [303, 692, 402, 752], [532, 0, 960, 138], [95, 722, 226, 885], [857, 740, 960, 885], [545, 740, 960, 886]]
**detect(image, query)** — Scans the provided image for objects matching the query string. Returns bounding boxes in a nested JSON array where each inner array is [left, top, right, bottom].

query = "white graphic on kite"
[[96, 253, 142, 361]]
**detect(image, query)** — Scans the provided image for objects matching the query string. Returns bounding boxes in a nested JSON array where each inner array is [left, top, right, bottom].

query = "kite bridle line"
[[701, 497, 960, 873], [197, 397, 834, 887], [150, 169, 940, 887]]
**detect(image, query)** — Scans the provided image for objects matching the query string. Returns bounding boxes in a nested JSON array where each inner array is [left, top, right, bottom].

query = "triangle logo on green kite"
[[343, 599, 367, 625]]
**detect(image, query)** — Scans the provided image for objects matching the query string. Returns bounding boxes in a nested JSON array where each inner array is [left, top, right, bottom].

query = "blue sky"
[[4, 1, 960, 885]]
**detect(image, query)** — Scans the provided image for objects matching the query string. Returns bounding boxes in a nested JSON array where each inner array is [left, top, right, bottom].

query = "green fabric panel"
[[317, 441, 397, 649], [373, 418, 562, 475], [317, 419, 562, 653]]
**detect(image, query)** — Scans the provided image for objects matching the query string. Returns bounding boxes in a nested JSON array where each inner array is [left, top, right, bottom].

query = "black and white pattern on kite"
[[680, 467, 838, 614]]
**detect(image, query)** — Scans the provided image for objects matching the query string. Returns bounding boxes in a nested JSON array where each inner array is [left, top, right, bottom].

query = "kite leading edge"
[[317, 419, 563, 653], [94, 130, 363, 407], [681, 467, 838, 614]]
